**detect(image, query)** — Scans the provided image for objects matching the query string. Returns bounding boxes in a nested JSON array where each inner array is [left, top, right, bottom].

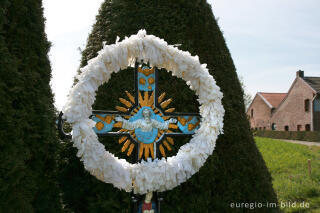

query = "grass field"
[[255, 137, 320, 213]]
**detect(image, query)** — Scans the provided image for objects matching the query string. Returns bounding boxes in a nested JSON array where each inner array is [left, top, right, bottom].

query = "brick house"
[[247, 71, 320, 131]]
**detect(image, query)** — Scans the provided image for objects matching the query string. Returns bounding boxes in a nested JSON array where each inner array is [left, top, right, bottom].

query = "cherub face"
[[142, 109, 151, 119]]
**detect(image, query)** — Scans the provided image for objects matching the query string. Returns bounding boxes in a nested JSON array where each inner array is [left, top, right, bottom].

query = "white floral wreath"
[[63, 30, 224, 194]]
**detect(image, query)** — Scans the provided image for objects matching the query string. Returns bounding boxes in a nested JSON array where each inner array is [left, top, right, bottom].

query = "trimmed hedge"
[[0, 1, 63, 212], [255, 130, 320, 142]]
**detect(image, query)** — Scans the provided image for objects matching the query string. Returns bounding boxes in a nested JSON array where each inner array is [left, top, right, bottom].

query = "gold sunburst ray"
[[167, 137, 174, 145], [160, 98, 172, 109], [165, 108, 175, 113], [169, 123, 178, 129], [127, 144, 135, 156], [139, 143, 144, 159], [121, 139, 131, 152], [119, 98, 132, 108], [138, 92, 145, 106], [125, 91, 135, 104], [158, 92, 166, 103], [162, 116, 170, 120], [118, 136, 127, 144], [159, 144, 166, 157], [144, 91, 149, 106], [149, 144, 154, 159], [115, 106, 128, 112], [144, 144, 150, 159], [147, 91, 154, 107], [163, 140, 172, 151]]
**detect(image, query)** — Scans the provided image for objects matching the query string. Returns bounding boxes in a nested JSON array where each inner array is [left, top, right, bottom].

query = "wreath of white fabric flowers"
[[63, 30, 224, 194]]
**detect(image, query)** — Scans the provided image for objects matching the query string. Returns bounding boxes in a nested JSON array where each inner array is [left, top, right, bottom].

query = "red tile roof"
[[259, 93, 287, 108]]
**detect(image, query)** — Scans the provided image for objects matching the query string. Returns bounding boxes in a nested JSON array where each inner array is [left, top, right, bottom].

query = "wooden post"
[[308, 159, 311, 176]]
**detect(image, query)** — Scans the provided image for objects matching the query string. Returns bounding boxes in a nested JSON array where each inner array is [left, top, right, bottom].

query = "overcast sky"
[[43, 0, 320, 110]]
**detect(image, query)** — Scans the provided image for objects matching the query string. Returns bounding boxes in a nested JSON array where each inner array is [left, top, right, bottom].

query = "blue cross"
[[58, 63, 200, 161]]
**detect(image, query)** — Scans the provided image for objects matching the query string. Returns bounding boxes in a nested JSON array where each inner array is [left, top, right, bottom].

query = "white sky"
[[43, 0, 320, 110]]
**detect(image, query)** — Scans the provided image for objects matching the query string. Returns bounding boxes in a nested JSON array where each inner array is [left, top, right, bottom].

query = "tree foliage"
[[239, 75, 253, 111], [59, 0, 279, 212], [0, 0, 62, 212]]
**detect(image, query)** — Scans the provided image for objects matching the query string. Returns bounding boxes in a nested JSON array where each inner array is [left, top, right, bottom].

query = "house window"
[[284, 126, 289, 131], [305, 124, 311, 131], [271, 123, 276, 131], [263, 127, 266, 130], [305, 99, 310, 112], [251, 109, 254, 118], [315, 97, 320, 112], [314, 97, 320, 131], [297, 125, 301, 131]]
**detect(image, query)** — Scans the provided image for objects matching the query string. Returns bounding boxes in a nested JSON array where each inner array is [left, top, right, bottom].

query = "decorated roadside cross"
[[58, 30, 224, 213], [59, 63, 201, 211]]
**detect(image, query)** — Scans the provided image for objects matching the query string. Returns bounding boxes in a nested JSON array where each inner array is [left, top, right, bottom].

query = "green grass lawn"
[[255, 137, 320, 213]]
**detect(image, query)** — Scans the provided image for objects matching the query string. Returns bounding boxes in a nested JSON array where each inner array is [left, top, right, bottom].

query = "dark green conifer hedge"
[[0, 0, 62, 212], [59, 0, 280, 212]]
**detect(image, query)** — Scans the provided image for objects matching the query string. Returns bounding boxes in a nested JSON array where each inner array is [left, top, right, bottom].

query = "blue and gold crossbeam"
[[58, 63, 200, 161]]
